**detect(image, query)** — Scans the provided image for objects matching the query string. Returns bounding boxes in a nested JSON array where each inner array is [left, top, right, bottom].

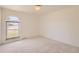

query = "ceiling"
[[0, 5, 70, 14]]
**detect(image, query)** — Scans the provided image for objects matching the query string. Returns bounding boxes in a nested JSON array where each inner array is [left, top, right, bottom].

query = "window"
[[5, 16, 20, 39]]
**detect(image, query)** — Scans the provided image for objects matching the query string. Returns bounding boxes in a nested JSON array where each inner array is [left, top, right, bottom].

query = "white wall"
[[0, 8, 1, 43], [40, 6, 79, 47], [1, 8, 39, 43]]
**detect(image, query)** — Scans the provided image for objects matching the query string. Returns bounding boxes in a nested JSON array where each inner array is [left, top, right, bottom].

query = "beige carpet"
[[0, 37, 79, 53]]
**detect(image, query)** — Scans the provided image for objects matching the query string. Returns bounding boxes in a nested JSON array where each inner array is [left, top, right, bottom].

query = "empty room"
[[0, 5, 79, 53]]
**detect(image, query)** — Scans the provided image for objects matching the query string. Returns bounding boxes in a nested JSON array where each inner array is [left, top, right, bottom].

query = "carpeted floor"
[[0, 37, 79, 53]]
